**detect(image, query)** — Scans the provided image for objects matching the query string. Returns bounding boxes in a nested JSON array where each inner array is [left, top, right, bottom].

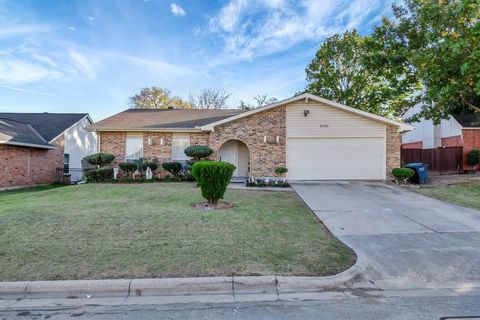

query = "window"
[[125, 134, 144, 162], [172, 133, 190, 160], [63, 154, 70, 173]]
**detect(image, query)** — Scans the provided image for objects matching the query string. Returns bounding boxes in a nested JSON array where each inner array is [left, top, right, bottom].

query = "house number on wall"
[[319, 124, 329, 128]]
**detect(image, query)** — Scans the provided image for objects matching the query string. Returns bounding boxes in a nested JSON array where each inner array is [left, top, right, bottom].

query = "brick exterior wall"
[[402, 141, 423, 149], [441, 135, 463, 147], [0, 140, 63, 189], [386, 125, 401, 179], [462, 129, 480, 171], [98, 106, 401, 180], [209, 106, 286, 177]]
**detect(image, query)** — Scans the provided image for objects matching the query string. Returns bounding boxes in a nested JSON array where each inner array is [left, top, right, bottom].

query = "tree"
[[189, 88, 231, 109], [304, 30, 419, 118], [378, 0, 480, 123], [237, 94, 278, 110], [128, 87, 192, 109], [254, 94, 277, 107]]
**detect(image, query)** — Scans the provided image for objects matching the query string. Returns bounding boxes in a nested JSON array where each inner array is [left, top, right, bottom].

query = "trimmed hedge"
[[84, 153, 114, 167], [184, 145, 214, 160], [142, 161, 159, 172], [191, 161, 235, 204], [274, 167, 288, 175], [119, 162, 136, 174], [392, 167, 415, 182], [85, 167, 113, 182], [162, 162, 182, 176]]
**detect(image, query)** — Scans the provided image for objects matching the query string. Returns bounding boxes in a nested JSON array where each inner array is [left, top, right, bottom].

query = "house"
[[0, 113, 97, 188], [87, 93, 412, 180], [402, 104, 480, 172]]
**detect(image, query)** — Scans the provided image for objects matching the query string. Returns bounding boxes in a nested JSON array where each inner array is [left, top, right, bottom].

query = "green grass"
[[418, 181, 480, 210], [0, 183, 355, 281]]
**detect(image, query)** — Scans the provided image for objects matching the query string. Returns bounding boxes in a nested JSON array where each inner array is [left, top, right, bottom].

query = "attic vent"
[[167, 106, 175, 110]]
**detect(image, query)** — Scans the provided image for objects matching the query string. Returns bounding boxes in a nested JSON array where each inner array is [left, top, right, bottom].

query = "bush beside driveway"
[[0, 183, 355, 281]]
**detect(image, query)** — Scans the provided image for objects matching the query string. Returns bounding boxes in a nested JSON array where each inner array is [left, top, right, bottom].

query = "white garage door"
[[287, 137, 385, 180]]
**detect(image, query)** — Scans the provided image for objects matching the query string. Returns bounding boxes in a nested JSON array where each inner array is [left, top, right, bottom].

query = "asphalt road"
[[1, 292, 480, 320]]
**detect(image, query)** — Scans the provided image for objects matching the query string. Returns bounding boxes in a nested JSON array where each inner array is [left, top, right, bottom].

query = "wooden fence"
[[401, 147, 463, 174]]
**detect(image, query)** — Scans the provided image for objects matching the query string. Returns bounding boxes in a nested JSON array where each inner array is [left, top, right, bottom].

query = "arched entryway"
[[218, 140, 250, 178]]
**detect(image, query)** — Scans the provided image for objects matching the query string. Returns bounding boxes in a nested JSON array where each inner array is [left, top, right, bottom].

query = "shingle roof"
[[452, 113, 480, 128], [0, 113, 88, 141], [0, 118, 55, 149], [88, 108, 244, 131]]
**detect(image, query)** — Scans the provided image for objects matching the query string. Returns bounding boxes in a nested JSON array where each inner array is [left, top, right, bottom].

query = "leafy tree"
[[129, 87, 192, 109], [380, 0, 480, 123], [304, 30, 419, 118], [189, 88, 231, 109]]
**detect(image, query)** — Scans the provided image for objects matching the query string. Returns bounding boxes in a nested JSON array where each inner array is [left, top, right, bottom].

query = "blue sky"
[[0, 0, 393, 121]]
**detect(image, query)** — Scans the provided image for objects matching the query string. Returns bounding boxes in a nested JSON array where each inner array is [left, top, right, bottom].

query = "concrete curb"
[[0, 255, 366, 299]]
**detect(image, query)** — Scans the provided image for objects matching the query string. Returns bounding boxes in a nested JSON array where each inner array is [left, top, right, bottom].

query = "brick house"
[[87, 94, 412, 180], [402, 104, 480, 172], [0, 113, 97, 189]]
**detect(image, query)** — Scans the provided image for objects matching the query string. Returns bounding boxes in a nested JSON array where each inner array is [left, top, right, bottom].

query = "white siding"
[[402, 104, 463, 148], [286, 101, 386, 138], [63, 116, 98, 168]]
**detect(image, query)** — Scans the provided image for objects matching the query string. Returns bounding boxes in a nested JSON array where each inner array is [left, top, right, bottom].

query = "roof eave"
[[0, 140, 57, 149], [88, 127, 204, 133]]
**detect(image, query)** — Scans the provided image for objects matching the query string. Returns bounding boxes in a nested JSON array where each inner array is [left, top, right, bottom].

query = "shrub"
[[392, 167, 415, 182], [84, 153, 115, 167], [191, 161, 235, 204], [84, 167, 113, 182], [184, 145, 214, 160], [162, 162, 183, 176], [274, 167, 288, 175], [142, 161, 159, 172], [119, 162, 136, 175], [467, 149, 480, 166]]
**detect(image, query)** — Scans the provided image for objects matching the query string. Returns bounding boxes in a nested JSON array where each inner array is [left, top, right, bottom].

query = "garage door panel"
[[287, 138, 385, 180]]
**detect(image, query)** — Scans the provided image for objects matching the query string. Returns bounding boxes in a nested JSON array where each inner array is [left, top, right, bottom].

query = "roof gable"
[[200, 93, 413, 132], [0, 113, 89, 142], [0, 118, 56, 149]]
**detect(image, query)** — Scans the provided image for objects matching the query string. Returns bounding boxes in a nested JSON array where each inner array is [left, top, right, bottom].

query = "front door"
[[219, 140, 238, 176]]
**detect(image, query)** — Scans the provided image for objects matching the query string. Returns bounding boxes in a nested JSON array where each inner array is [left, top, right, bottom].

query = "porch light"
[[263, 135, 267, 143], [276, 135, 280, 143], [147, 138, 153, 146], [304, 110, 310, 117], [160, 138, 164, 145]]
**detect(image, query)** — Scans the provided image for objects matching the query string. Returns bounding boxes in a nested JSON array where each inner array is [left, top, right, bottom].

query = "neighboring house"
[[402, 104, 480, 172], [88, 93, 411, 180], [0, 113, 97, 188]]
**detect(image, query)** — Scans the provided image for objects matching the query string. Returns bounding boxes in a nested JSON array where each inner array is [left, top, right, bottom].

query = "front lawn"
[[0, 183, 355, 281], [417, 181, 480, 210]]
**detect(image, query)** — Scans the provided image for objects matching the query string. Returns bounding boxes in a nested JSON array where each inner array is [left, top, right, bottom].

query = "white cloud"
[[0, 59, 62, 84], [208, 0, 391, 61], [88, 16, 95, 21], [68, 26, 77, 31], [0, 84, 60, 97], [170, 3, 186, 17], [110, 53, 192, 77], [0, 24, 49, 38], [68, 50, 100, 77]]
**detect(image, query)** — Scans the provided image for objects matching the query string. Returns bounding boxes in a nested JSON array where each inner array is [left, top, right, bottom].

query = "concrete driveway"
[[292, 181, 480, 291]]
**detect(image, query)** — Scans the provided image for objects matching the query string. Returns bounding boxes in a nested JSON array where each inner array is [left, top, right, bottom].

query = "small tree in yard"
[[83, 153, 115, 182], [184, 145, 213, 163], [191, 161, 235, 205]]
